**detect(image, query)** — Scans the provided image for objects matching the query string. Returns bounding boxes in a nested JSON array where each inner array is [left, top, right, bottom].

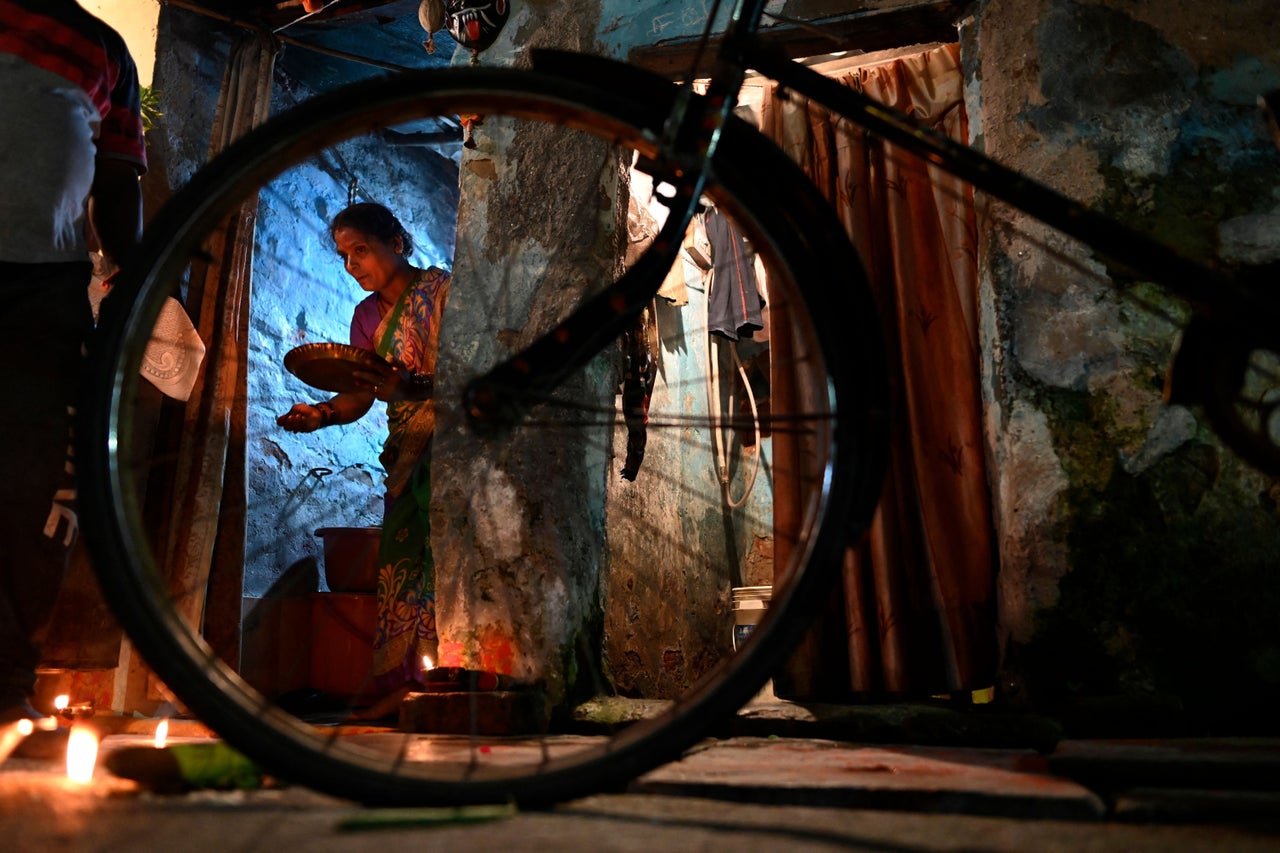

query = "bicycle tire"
[[78, 65, 887, 806]]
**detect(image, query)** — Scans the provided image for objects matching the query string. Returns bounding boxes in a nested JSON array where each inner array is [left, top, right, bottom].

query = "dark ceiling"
[[169, 0, 972, 89], [165, 0, 949, 83], [169, 0, 458, 92]]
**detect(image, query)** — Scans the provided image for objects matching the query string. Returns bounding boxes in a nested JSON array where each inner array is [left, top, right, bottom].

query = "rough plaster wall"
[[597, 0, 913, 56], [431, 0, 617, 705], [597, 0, 739, 54], [963, 0, 1280, 721], [604, 308, 776, 699], [145, 7, 228, 214]]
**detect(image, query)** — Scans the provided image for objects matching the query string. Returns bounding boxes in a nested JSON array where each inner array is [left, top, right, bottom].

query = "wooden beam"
[[630, 0, 970, 79], [163, 0, 414, 33]]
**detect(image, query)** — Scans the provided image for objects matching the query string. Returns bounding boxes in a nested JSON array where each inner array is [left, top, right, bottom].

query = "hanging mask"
[[445, 0, 509, 53]]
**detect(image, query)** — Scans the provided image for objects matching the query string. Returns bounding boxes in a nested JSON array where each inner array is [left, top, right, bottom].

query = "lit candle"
[[154, 719, 169, 749], [53, 694, 69, 713], [422, 655, 435, 671], [66, 726, 98, 784]]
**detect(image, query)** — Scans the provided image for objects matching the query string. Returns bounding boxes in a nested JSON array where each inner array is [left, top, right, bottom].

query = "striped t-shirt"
[[0, 0, 147, 263]]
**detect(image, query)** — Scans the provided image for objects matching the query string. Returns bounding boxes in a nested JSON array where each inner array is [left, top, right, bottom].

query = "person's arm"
[[277, 389, 375, 433], [88, 157, 143, 272]]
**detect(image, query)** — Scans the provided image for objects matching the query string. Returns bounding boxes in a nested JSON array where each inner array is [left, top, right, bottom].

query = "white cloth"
[[88, 266, 206, 402]]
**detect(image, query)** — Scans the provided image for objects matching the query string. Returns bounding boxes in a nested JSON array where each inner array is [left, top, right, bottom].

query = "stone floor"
[[2, 693, 1280, 851]]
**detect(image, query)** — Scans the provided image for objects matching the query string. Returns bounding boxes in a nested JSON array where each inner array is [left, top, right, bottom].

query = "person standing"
[[278, 203, 449, 719], [0, 0, 146, 723]]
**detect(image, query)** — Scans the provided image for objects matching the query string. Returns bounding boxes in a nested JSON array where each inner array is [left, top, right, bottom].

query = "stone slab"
[[6, 757, 1280, 853], [633, 737, 1106, 819]]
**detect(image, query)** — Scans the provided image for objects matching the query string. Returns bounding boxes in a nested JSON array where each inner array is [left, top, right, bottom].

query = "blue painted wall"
[[597, 0, 735, 57]]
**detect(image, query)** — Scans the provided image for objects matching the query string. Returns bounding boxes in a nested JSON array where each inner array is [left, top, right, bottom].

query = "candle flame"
[[422, 655, 435, 671], [66, 726, 98, 784], [53, 694, 70, 711], [154, 718, 169, 749], [16, 719, 33, 736]]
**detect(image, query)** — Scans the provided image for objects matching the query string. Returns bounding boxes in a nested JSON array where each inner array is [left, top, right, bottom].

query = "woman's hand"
[[277, 402, 328, 432], [354, 358, 433, 403], [278, 393, 372, 431]]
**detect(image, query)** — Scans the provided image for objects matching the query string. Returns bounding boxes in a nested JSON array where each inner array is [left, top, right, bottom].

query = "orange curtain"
[[765, 44, 997, 699]]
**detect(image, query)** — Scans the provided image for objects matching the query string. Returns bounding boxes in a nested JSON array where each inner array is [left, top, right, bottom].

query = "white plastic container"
[[731, 585, 772, 650]]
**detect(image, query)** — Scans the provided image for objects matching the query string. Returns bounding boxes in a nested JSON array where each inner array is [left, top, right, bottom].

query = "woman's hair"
[[330, 202, 414, 256]]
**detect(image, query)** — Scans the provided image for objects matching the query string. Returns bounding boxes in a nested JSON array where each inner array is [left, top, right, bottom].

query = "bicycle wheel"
[[78, 64, 887, 806]]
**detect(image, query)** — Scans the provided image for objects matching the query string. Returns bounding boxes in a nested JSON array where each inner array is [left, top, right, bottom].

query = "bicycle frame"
[[718, 0, 1270, 316], [710, 0, 1280, 471], [473, 0, 1278, 466]]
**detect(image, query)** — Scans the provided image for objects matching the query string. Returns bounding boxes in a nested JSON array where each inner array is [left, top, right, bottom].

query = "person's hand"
[[354, 358, 432, 402], [277, 402, 325, 433], [353, 363, 400, 401]]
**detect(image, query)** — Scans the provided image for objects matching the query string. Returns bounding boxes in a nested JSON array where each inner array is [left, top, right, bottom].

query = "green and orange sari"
[[370, 266, 450, 694]]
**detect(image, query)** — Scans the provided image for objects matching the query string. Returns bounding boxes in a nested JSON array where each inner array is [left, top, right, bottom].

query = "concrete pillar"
[[430, 1, 619, 707]]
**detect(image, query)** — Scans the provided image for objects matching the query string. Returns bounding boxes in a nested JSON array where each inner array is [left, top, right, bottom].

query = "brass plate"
[[283, 342, 392, 393]]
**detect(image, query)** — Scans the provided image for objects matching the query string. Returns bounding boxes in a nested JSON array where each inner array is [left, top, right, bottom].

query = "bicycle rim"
[[78, 66, 887, 806]]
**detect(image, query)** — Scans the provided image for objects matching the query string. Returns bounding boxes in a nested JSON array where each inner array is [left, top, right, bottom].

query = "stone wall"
[[145, 6, 228, 213], [962, 0, 1280, 729]]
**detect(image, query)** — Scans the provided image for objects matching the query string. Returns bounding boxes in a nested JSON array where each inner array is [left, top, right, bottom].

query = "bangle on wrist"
[[314, 401, 336, 426], [409, 373, 434, 397]]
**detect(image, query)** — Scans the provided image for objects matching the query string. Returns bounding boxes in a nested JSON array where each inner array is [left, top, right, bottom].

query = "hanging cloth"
[[764, 43, 997, 700], [705, 208, 765, 340]]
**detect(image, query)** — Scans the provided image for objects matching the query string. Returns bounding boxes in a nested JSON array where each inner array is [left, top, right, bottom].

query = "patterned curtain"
[[765, 44, 998, 699]]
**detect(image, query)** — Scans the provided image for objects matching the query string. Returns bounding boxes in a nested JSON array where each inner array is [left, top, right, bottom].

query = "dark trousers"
[[0, 261, 92, 705]]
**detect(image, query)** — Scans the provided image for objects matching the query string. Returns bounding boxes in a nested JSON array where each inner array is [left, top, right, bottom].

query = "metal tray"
[[283, 342, 392, 393]]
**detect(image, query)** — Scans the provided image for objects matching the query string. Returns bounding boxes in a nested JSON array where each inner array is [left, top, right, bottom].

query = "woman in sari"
[[278, 202, 450, 717]]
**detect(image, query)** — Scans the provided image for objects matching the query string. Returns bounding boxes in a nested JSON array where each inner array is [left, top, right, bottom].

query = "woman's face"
[[332, 225, 403, 295]]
